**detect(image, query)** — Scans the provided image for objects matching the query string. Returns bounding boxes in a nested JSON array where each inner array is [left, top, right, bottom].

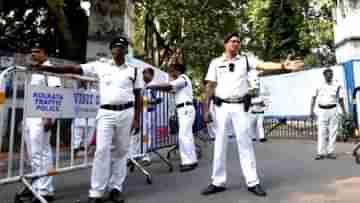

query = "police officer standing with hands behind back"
[[202, 32, 304, 197], [31, 36, 142, 203]]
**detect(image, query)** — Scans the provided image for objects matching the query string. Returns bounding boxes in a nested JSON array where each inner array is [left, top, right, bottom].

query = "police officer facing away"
[[147, 64, 198, 172], [202, 32, 304, 197], [310, 68, 346, 160], [25, 40, 62, 203], [31, 36, 142, 203]]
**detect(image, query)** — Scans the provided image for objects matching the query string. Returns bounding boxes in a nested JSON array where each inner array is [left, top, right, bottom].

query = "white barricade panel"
[[26, 85, 99, 118]]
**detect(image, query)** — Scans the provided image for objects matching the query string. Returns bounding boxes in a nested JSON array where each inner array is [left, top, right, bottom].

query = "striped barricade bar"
[[0, 67, 98, 203]]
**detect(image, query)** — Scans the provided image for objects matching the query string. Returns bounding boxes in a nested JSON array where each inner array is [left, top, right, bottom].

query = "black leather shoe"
[[248, 184, 267, 197], [314, 154, 325, 160], [252, 138, 257, 142], [201, 184, 226, 195], [87, 197, 103, 203], [31, 195, 55, 203], [259, 138, 267, 142], [180, 163, 198, 172], [109, 189, 125, 203], [326, 153, 336, 159]]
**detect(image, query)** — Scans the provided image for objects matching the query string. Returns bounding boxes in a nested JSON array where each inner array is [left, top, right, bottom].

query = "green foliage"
[[134, 0, 338, 98], [0, 0, 88, 61], [0, 0, 54, 53]]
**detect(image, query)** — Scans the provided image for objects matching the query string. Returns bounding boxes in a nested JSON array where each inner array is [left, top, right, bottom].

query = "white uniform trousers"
[[89, 108, 133, 198], [72, 120, 96, 150], [177, 105, 198, 165], [317, 108, 338, 155], [249, 113, 265, 139], [212, 103, 260, 187], [129, 110, 152, 160], [25, 118, 54, 196], [207, 102, 216, 139]]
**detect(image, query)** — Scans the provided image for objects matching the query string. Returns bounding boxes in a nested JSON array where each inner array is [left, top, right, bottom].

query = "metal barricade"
[[0, 67, 98, 203], [128, 90, 177, 179], [264, 116, 317, 139], [130, 90, 208, 180]]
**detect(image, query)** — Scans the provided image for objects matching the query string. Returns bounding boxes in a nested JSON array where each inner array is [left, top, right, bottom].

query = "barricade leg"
[[128, 131, 153, 184], [154, 151, 173, 172], [166, 145, 178, 160], [14, 168, 57, 203], [127, 158, 152, 184]]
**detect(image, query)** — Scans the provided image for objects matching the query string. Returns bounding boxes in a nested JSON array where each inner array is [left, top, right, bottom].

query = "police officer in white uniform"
[[32, 36, 142, 203], [248, 71, 267, 142], [147, 63, 198, 172], [202, 32, 304, 196], [310, 68, 346, 160], [25, 40, 61, 203]]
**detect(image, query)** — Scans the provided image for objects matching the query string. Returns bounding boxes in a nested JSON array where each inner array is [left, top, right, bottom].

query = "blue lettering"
[[74, 93, 95, 105]]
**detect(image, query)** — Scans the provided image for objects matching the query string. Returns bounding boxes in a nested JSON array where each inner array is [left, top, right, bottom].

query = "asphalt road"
[[1, 139, 359, 203]]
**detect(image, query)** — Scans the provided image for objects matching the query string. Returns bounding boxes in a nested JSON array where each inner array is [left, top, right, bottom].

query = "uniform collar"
[[220, 53, 242, 62], [110, 60, 127, 69]]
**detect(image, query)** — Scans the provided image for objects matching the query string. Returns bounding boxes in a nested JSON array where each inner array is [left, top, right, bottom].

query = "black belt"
[[251, 111, 264, 114], [318, 104, 337, 109], [176, 102, 193, 109], [100, 102, 134, 111], [214, 96, 245, 104]]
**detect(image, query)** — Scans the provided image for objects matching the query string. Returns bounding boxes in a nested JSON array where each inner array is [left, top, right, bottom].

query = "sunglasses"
[[229, 40, 241, 43]]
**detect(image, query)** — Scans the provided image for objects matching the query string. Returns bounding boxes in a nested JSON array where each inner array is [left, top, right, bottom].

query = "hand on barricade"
[[43, 118, 54, 132]]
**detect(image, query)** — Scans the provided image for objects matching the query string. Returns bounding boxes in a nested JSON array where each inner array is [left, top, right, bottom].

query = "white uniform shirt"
[[205, 54, 258, 99], [81, 59, 142, 105], [31, 61, 61, 87], [314, 82, 344, 106], [170, 74, 193, 105]]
